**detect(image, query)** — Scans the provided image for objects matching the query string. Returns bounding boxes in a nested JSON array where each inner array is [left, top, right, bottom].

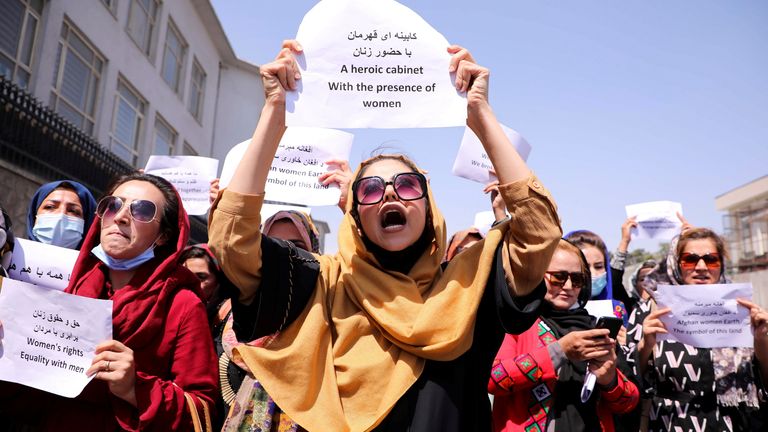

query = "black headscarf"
[[539, 241, 600, 432]]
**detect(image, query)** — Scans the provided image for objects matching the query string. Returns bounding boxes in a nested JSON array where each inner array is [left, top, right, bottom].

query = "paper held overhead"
[[286, 0, 466, 129], [452, 125, 531, 184], [625, 201, 683, 241]]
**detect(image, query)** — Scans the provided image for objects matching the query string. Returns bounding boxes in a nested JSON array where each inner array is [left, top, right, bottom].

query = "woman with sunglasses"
[[209, 41, 561, 432], [638, 227, 768, 431], [26, 180, 97, 250], [2, 173, 219, 430], [489, 239, 639, 431]]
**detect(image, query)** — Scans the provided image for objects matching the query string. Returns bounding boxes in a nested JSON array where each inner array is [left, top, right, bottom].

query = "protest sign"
[[219, 128, 353, 206], [452, 125, 532, 184], [625, 201, 683, 241], [7, 238, 79, 291], [144, 156, 219, 215], [286, 0, 466, 128], [0, 278, 112, 397], [654, 283, 753, 348]]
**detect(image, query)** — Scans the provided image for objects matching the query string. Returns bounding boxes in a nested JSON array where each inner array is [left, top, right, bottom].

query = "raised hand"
[[261, 40, 303, 106], [619, 216, 637, 253], [319, 159, 353, 212]]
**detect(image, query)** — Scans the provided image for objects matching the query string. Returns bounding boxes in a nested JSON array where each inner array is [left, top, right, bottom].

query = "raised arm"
[[449, 46, 529, 184], [227, 40, 302, 195], [450, 46, 561, 296], [208, 41, 303, 303]]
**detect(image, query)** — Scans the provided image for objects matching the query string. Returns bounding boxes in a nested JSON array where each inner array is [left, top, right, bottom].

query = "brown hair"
[[564, 230, 608, 257], [350, 154, 429, 229], [676, 227, 727, 261], [555, 239, 589, 276]]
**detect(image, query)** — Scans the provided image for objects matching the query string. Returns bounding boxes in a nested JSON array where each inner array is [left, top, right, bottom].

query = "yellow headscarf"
[[235, 155, 510, 431]]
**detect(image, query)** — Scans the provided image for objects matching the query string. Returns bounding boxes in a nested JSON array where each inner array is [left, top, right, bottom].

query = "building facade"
[[0, 0, 265, 241], [716, 175, 768, 305]]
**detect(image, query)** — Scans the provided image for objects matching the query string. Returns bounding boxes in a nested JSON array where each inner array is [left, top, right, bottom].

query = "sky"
[[210, 0, 768, 255]]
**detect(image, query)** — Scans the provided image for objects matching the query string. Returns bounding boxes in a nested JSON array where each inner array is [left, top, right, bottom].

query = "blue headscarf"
[[26, 180, 97, 250]]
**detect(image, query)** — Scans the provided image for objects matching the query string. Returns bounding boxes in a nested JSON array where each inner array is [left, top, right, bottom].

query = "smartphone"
[[595, 316, 623, 339]]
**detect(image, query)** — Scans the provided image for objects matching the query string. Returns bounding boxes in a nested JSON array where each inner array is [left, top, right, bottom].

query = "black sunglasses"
[[545, 271, 587, 289], [352, 172, 427, 205], [96, 196, 159, 224]]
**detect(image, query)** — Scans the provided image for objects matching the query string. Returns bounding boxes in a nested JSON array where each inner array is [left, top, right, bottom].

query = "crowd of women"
[[0, 41, 767, 432]]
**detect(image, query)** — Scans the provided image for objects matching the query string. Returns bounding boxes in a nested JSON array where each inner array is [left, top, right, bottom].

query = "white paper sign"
[[286, 0, 466, 129], [0, 278, 113, 397], [472, 211, 496, 236], [625, 201, 683, 241], [452, 125, 532, 184], [585, 299, 618, 319], [220, 128, 353, 206], [654, 283, 753, 348], [144, 156, 219, 216], [7, 238, 78, 291]]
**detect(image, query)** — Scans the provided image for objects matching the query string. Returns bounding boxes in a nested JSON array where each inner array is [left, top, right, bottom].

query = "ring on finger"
[[105, 360, 111, 372]]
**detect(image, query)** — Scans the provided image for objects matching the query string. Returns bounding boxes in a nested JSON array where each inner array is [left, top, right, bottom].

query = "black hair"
[[103, 173, 181, 256]]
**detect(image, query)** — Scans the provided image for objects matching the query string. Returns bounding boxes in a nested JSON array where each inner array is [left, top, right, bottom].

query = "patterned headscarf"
[[262, 210, 320, 253]]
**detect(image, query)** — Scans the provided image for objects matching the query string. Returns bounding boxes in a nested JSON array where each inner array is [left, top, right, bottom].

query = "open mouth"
[[692, 274, 711, 283], [381, 209, 406, 231]]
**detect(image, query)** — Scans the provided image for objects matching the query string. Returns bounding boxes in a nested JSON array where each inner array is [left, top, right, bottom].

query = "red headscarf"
[[65, 182, 200, 348]]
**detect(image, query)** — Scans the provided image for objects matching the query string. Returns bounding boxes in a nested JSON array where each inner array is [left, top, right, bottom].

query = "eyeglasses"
[[679, 252, 721, 271], [96, 196, 159, 224], [544, 271, 587, 289], [352, 172, 427, 205]]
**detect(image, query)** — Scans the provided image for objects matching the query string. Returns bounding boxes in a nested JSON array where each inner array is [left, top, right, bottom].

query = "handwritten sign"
[[654, 283, 753, 348], [7, 238, 79, 291], [0, 278, 112, 397], [144, 156, 219, 215], [452, 125, 531, 184], [220, 128, 353, 206], [286, 0, 466, 128], [625, 201, 683, 241]]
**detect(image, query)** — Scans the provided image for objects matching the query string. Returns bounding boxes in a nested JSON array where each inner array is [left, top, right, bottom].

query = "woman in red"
[[1, 173, 218, 431], [489, 239, 638, 431]]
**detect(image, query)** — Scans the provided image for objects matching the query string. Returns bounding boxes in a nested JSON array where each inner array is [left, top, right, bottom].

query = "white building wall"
[[25, 0, 261, 168], [211, 63, 264, 163]]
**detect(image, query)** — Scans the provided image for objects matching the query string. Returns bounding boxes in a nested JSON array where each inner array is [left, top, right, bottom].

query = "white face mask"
[[32, 214, 84, 249], [91, 242, 157, 271]]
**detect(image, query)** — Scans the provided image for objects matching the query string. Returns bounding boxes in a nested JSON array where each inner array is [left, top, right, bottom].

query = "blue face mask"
[[33, 214, 84, 249], [591, 273, 608, 298], [91, 243, 156, 271]]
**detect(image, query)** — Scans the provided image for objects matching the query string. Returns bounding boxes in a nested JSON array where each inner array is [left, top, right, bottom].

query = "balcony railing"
[[0, 76, 208, 243]]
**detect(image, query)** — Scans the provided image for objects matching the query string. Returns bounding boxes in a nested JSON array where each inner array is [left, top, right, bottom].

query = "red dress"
[[0, 189, 218, 431], [488, 318, 638, 432]]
